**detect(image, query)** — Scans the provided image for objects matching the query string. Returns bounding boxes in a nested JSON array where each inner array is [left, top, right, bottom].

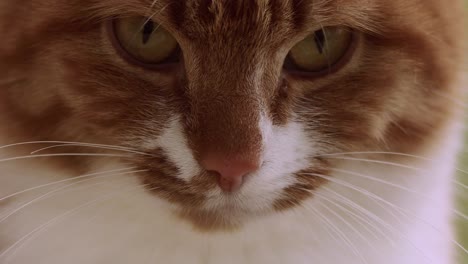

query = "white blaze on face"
[[153, 117, 202, 181], [257, 114, 317, 183], [144, 113, 317, 211]]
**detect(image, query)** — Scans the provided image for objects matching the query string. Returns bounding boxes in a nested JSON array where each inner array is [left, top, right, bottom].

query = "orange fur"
[[0, 0, 465, 234]]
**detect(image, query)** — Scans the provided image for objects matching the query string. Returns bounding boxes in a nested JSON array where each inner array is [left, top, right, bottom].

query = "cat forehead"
[[47, 0, 380, 40], [168, 0, 314, 23], [147, 0, 311, 35], [137, 0, 378, 40]]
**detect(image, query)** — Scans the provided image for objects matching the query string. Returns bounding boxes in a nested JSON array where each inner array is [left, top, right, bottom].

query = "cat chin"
[[144, 183, 278, 232], [175, 207, 259, 232], [140, 165, 329, 232]]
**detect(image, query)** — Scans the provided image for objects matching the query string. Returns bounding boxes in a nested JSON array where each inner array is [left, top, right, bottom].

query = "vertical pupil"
[[314, 30, 326, 54], [142, 20, 154, 44]]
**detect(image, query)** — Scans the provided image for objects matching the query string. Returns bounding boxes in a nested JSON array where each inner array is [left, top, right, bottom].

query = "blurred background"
[[459, 132, 467, 263], [458, 111, 467, 263], [458, 2, 467, 263]]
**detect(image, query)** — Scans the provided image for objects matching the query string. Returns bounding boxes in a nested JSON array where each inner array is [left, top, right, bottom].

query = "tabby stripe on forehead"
[[291, 0, 309, 30], [197, 0, 216, 24], [196, 0, 263, 23], [224, 0, 260, 20], [268, 0, 283, 27], [168, 0, 187, 27]]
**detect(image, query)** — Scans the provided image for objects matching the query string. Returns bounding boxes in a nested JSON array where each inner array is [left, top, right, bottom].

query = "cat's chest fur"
[[0, 123, 461, 264]]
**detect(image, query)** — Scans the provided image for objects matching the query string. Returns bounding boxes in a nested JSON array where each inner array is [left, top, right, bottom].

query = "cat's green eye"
[[285, 27, 354, 74], [112, 17, 179, 66]]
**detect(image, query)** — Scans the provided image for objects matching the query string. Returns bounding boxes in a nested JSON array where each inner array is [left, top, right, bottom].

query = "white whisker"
[[322, 186, 437, 263], [320, 204, 370, 264], [323, 156, 425, 171], [0, 167, 137, 202], [317, 151, 432, 160], [305, 172, 468, 257], [308, 189, 382, 247], [30, 143, 152, 156], [319, 188, 396, 245], [319, 197, 375, 255], [0, 141, 137, 152], [308, 201, 368, 263], [331, 168, 427, 196], [331, 167, 468, 223], [321, 155, 468, 189], [0, 169, 147, 223], [0, 183, 159, 263], [0, 153, 130, 163]]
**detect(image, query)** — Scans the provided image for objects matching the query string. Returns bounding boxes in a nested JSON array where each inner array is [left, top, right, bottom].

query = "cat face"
[[0, 0, 464, 229]]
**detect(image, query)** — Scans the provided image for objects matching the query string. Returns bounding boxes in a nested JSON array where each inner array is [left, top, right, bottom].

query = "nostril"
[[201, 155, 261, 192]]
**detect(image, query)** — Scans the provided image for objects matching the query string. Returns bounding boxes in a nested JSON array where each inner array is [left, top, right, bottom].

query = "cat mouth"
[[132, 150, 329, 230], [137, 167, 258, 230]]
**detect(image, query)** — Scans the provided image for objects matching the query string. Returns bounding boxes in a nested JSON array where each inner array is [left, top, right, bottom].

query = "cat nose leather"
[[202, 156, 260, 192]]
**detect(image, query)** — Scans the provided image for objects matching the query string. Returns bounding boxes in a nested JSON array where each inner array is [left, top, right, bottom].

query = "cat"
[[0, 0, 466, 263]]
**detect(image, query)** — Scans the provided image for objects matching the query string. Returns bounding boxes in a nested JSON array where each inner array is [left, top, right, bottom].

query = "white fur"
[[0, 118, 463, 264], [151, 117, 202, 181]]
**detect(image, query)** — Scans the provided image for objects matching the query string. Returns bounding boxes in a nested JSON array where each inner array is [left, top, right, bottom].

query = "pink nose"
[[202, 156, 260, 192]]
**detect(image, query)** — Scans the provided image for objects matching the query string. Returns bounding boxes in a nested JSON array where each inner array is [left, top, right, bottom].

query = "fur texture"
[[0, 0, 466, 263]]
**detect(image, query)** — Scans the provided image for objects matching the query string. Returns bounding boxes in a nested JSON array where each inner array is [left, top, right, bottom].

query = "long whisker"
[[0, 153, 131, 163], [297, 185, 401, 248], [331, 167, 468, 222], [305, 172, 468, 256], [326, 170, 411, 228], [30, 143, 152, 156], [0, 183, 159, 262], [331, 168, 427, 196], [318, 196, 376, 253], [321, 155, 468, 190], [321, 156, 421, 171], [0, 167, 137, 202], [320, 186, 434, 263], [318, 189, 395, 245], [0, 141, 138, 152], [317, 151, 433, 160], [1, 181, 111, 222], [307, 201, 368, 263], [303, 188, 384, 246], [304, 201, 357, 258], [0, 169, 147, 223]]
